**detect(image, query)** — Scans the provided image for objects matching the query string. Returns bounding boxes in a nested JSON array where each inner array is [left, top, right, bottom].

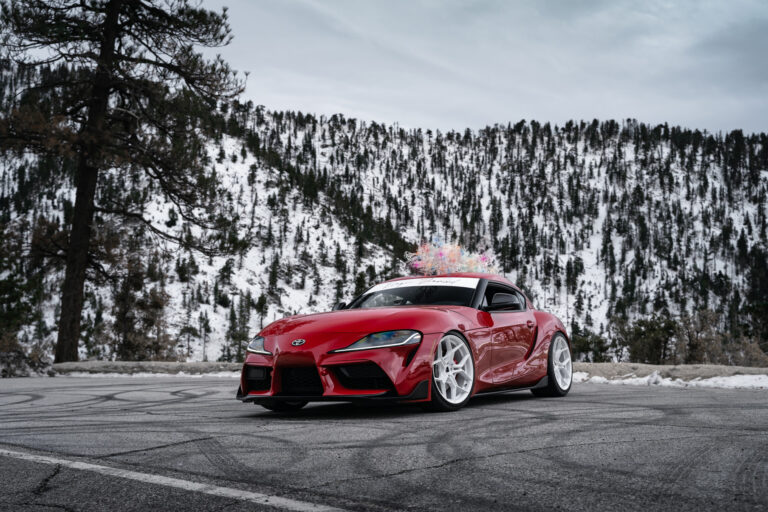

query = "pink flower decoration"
[[406, 239, 498, 275]]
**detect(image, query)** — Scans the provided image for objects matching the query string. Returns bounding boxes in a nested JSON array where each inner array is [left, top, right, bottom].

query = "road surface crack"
[[15, 502, 77, 512], [101, 436, 215, 458], [34, 464, 61, 495]]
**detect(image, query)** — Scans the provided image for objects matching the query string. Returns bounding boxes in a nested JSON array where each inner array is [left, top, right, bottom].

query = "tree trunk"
[[54, 161, 99, 362], [54, 0, 122, 362]]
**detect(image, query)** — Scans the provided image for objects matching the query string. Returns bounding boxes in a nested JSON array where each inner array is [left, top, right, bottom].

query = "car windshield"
[[347, 277, 478, 309]]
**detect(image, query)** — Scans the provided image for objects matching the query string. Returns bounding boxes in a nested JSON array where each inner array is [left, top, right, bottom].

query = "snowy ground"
[[574, 362, 768, 389], [573, 371, 768, 390]]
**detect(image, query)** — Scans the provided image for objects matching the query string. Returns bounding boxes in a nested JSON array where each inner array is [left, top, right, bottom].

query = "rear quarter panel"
[[467, 310, 568, 390], [524, 310, 569, 384]]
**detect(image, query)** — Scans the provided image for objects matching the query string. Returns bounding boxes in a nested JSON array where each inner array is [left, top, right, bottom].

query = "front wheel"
[[532, 333, 572, 397], [258, 400, 308, 412], [423, 333, 475, 412]]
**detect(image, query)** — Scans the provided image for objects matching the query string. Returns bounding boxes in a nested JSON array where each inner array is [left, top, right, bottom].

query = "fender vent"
[[333, 363, 393, 390]]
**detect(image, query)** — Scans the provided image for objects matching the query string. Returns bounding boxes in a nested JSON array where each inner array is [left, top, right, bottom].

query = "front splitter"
[[236, 379, 430, 403]]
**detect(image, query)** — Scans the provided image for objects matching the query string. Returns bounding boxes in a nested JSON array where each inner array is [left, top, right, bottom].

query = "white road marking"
[[0, 448, 346, 512]]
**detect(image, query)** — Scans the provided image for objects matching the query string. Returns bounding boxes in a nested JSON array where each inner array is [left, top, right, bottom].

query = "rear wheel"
[[258, 400, 308, 412], [532, 333, 572, 397], [423, 333, 475, 412]]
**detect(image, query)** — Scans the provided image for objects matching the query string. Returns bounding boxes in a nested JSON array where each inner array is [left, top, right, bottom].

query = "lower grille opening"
[[280, 367, 324, 396], [244, 365, 271, 392], [333, 363, 394, 390]]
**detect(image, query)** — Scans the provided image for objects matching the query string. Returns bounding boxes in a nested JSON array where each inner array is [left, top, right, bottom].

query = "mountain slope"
[[2, 91, 767, 365]]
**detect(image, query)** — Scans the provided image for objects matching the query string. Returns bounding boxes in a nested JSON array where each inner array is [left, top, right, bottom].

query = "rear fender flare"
[[531, 311, 569, 359]]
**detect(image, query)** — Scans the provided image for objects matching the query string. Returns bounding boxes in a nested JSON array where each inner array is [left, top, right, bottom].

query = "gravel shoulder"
[[48, 360, 768, 380], [51, 360, 241, 375]]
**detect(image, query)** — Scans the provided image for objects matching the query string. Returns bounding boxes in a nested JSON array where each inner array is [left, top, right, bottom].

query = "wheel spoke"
[[454, 354, 470, 368], [445, 343, 461, 361]]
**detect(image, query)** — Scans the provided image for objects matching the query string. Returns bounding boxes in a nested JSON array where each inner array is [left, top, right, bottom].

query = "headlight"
[[246, 335, 271, 355], [330, 330, 421, 353]]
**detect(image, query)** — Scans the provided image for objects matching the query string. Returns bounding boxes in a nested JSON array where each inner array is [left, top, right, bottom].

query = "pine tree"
[[1, 0, 243, 362], [255, 293, 268, 329], [353, 272, 367, 297], [198, 311, 211, 362], [268, 258, 279, 292]]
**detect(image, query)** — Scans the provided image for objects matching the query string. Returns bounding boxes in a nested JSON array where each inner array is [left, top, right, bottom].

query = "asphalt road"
[[1, 377, 766, 512]]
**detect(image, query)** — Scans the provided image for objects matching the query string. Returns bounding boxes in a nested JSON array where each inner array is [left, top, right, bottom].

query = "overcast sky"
[[205, 0, 768, 134]]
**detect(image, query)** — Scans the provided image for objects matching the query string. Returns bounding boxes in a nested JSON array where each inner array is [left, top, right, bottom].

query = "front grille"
[[244, 365, 271, 392], [333, 363, 393, 390], [280, 367, 323, 396]]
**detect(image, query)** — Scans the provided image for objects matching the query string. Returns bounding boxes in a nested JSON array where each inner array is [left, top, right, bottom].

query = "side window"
[[484, 283, 525, 312], [517, 291, 529, 309], [483, 284, 501, 307]]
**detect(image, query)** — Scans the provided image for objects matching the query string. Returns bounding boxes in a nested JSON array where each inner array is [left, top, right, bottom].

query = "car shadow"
[[241, 389, 538, 420], [244, 401, 422, 420]]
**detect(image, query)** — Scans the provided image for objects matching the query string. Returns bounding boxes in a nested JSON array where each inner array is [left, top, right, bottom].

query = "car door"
[[484, 283, 537, 385]]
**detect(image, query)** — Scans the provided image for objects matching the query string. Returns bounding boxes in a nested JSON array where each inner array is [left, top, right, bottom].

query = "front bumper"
[[237, 332, 440, 403]]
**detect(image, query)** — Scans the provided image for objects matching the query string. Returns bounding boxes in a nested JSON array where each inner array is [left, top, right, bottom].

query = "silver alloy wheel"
[[432, 334, 474, 404], [552, 336, 572, 389]]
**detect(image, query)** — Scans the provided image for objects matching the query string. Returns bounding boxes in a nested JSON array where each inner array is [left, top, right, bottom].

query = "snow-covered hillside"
[[2, 101, 767, 364]]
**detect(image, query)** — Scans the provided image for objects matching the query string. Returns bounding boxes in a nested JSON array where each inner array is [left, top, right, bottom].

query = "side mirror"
[[332, 302, 346, 311], [486, 293, 521, 312]]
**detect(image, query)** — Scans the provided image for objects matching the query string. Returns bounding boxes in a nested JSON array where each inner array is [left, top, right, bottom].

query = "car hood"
[[259, 306, 479, 337]]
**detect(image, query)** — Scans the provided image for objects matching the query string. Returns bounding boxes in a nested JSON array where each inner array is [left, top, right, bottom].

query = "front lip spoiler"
[[236, 379, 429, 403]]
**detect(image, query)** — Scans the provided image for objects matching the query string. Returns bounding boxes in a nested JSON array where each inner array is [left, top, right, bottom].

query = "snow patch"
[[572, 371, 590, 383], [577, 370, 768, 389]]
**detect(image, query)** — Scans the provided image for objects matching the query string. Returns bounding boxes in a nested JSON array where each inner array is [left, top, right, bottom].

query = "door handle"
[[526, 320, 535, 329]]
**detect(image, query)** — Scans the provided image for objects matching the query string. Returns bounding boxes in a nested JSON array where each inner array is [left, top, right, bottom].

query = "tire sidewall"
[[548, 333, 572, 395]]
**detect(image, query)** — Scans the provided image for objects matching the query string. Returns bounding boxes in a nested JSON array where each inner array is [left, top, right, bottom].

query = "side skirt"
[[473, 376, 549, 397]]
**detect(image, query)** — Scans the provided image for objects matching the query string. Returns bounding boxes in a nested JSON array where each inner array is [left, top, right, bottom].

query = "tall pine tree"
[[1, 0, 244, 361]]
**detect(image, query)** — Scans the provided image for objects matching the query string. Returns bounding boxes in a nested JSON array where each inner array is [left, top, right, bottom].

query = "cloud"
[[207, 0, 768, 133]]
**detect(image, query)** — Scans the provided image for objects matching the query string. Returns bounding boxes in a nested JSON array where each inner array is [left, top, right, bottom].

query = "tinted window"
[[348, 286, 475, 309], [482, 283, 525, 311]]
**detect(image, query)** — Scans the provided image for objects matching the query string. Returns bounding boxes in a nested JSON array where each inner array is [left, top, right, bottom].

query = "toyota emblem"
[[291, 339, 306, 346]]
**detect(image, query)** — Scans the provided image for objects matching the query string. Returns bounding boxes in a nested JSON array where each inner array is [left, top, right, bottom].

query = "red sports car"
[[237, 273, 572, 412]]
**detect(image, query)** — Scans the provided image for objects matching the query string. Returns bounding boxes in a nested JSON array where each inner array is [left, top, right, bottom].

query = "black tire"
[[532, 332, 572, 397], [422, 333, 475, 412], [258, 400, 308, 412]]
